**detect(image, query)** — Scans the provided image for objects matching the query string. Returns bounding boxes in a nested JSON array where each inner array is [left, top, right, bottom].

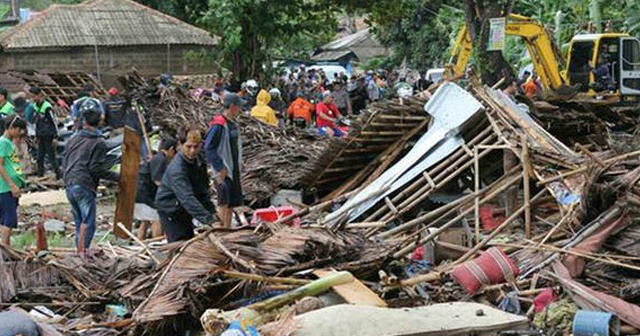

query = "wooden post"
[[522, 136, 532, 239], [474, 146, 481, 242], [503, 149, 519, 217], [132, 101, 152, 161], [114, 127, 142, 239]]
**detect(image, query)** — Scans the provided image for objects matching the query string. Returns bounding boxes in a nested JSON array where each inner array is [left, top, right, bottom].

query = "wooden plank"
[[353, 138, 402, 143], [368, 122, 422, 128], [313, 269, 387, 307], [359, 131, 406, 136], [377, 115, 426, 121], [324, 165, 366, 173], [114, 127, 142, 239]]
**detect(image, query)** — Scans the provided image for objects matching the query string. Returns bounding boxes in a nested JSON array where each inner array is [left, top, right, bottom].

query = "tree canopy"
[[34, 0, 640, 82]]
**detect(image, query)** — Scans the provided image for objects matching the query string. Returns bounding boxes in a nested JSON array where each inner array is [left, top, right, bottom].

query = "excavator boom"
[[447, 14, 568, 91]]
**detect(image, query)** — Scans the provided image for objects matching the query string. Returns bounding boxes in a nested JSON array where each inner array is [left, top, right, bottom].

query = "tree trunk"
[[464, 0, 515, 86]]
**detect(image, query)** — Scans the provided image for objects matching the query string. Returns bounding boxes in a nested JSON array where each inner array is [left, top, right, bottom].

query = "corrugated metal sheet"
[[310, 50, 355, 61], [320, 28, 371, 50], [0, 0, 218, 50]]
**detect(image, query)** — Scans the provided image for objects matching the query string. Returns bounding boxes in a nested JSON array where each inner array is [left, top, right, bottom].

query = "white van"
[[308, 64, 348, 83], [426, 68, 445, 83]]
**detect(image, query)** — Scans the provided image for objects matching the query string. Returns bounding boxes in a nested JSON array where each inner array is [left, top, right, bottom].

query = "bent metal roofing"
[[0, 0, 218, 50]]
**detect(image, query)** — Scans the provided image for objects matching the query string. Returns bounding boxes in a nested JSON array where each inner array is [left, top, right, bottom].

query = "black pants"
[[37, 136, 60, 178], [158, 210, 195, 243]]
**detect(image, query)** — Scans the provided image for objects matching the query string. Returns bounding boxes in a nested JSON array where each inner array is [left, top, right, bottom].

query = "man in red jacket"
[[315, 90, 343, 138]]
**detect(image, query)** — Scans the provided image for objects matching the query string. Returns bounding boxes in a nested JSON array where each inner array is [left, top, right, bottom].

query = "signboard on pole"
[[488, 17, 506, 51]]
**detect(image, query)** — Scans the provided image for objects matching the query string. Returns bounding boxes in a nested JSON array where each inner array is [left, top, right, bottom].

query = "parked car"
[[308, 64, 349, 83]]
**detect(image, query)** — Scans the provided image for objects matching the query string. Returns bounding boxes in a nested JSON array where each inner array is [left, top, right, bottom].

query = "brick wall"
[[0, 44, 217, 76]]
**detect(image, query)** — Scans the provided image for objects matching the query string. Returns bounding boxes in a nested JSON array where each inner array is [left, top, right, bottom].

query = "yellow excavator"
[[446, 14, 640, 101]]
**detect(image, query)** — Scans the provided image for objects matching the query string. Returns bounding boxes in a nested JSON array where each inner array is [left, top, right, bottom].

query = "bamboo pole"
[[116, 223, 160, 264], [537, 150, 640, 186], [377, 190, 477, 239], [474, 146, 481, 242], [522, 136, 532, 239], [201, 271, 354, 334], [364, 127, 495, 222], [537, 203, 575, 246], [222, 270, 311, 285], [273, 189, 358, 225], [448, 189, 547, 268], [393, 172, 524, 258], [380, 137, 503, 223]]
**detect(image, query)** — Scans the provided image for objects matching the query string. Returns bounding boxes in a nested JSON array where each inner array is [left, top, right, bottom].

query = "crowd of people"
[[197, 65, 438, 138], [0, 65, 441, 250]]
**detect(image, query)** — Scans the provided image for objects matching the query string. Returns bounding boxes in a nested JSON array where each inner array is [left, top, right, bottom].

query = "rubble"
[[123, 70, 330, 206], [4, 77, 640, 335]]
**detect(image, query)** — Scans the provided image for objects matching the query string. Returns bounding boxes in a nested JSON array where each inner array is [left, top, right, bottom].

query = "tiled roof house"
[[0, 0, 219, 76]]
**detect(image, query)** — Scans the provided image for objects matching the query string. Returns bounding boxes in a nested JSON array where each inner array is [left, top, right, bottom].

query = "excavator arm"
[[446, 14, 569, 91]]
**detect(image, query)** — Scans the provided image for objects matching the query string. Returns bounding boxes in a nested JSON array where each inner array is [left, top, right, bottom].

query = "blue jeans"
[[66, 184, 96, 249]]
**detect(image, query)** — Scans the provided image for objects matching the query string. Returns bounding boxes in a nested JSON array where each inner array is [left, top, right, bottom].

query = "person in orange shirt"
[[521, 75, 539, 98], [287, 92, 314, 128]]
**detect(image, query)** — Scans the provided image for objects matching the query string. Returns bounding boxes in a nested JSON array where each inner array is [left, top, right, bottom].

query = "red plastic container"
[[451, 247, 519, 294], [251, 206, 301, 227]]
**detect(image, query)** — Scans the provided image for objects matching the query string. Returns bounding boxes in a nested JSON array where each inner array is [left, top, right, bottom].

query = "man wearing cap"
[[316, 90, 343, 138], [103, 87, 127, 132], [205, 93, 245, 228]]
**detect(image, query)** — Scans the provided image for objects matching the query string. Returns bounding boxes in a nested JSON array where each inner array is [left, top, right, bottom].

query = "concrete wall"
[[0, 44, 217, 76]]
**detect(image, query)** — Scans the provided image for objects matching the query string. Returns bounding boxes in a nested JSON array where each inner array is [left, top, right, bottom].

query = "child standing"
[[0, 115, 26, 245]]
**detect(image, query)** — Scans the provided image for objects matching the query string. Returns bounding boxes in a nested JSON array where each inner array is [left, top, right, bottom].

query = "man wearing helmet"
[[71, 84, 104, 131], [245, 79, 260, 107], [268, 87, 286, 126], [27, 86, 61, 180], [63, 102, 119, 252]]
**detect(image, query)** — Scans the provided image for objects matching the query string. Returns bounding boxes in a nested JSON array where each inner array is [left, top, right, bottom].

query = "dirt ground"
[[11, 189, 118, 250]]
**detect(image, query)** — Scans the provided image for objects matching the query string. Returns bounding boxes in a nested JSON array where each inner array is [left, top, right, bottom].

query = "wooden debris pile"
[[130, 226, 392, 333], [7, 81, 640, 335], [301, 97, 430, 199], [257, 83, 640, 335], [0, 70, 104, 108], [122, 70, 330, 205]]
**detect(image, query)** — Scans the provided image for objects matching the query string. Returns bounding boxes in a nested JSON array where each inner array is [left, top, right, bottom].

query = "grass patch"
[[11, 230, 76, 250]]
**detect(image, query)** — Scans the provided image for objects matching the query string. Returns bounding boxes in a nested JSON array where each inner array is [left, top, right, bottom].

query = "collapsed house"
[[2, 78, 640, 335]]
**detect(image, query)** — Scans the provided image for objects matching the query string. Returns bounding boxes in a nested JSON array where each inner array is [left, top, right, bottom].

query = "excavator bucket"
[[545, 84, 581, 101]]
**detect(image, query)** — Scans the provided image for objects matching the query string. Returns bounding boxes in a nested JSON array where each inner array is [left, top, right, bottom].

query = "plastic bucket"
[[251, 206, 300, 227], [572, 310, 620, 336]]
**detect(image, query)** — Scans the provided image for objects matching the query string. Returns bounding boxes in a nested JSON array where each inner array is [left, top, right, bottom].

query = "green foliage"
[[197, 0, 338, 81], [11, 231, 72, 250], [364, 0, 463, 70], [20, 0, 84, 11]]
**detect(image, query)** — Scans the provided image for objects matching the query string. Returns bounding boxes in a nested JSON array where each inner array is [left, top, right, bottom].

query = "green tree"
[[464, 0, 516, 85], [343, 0, 463, 70], [198, 0, 337, 82]]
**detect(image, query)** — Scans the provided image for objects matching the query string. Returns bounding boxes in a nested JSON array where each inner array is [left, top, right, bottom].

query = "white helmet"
[[246, 79, 259, 96], [268, 88, 281, 97], [395, 82, 413, 99]]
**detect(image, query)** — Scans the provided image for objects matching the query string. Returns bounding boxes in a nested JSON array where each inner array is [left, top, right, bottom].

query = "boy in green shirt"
[[0, 115, 26, 245]]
